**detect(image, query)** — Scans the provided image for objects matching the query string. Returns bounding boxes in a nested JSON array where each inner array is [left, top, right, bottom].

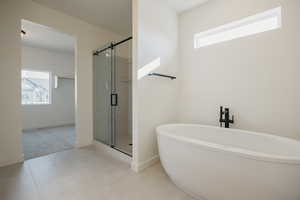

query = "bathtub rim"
[[156, 124, 300, 165]]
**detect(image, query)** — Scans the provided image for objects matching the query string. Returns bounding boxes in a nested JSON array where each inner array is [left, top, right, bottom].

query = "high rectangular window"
[[22, 70, 51, 105], [194, 7, 282, 48]]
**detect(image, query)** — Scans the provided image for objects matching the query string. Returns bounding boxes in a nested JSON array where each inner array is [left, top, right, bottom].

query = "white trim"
[[75, 140, 93, 148], [0, 154, 24, 167], [131, 155, 160, 172], [22, 123, 75, 132], [93, 140, 132, 164], [131, 0, 139, 173]]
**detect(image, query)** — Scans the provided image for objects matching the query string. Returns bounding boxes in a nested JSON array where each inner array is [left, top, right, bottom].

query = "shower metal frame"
[[93, 36, 133, 157], [93, 37, 132, 56]]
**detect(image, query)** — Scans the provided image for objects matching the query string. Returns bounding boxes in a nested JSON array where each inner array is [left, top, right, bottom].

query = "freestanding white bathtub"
[[157, 124, 300, 200]]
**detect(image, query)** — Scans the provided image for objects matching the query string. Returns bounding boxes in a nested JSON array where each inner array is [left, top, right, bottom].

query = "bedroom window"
[[22, 70, 51, 105], [194, 7, 282, 48]]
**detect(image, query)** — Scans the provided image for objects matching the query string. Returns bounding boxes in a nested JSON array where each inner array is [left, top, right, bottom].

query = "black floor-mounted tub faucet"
[[219, 106, 234, 128]]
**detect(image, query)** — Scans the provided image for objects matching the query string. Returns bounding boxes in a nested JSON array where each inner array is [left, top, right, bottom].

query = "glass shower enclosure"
[[93, 37, 132, 156]]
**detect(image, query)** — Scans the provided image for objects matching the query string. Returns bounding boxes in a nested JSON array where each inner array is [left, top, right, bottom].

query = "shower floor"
[[116, 133, 132, 155]]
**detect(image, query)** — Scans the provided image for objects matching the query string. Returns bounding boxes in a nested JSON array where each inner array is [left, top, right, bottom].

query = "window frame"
[[194, 7, 282, 49], [21, 69, 52, 106]]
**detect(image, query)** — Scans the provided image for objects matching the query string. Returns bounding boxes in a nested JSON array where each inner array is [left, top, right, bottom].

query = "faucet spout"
[[219, 106, 224, 127]]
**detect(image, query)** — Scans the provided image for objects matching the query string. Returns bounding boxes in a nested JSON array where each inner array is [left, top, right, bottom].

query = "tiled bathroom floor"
[[0, 146, 195, 200]]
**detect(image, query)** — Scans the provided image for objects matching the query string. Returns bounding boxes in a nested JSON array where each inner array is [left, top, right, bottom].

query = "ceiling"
[[166, 0, 209, 13], [32, 0, 132, 36], [21, 20, 76, 53], [29, 0, 207, 41]]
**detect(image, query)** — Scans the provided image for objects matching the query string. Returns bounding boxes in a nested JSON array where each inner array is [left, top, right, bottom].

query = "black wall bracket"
[[148, 73, 176, 80]]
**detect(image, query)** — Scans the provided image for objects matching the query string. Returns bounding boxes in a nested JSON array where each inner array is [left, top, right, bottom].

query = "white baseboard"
[[23, 123, 75, 132], [0, 154, 24, 167], [75, 140, 93, 149], [93, 140, 132, 164], [93, 141, 159, 173], [131, 155, 160, 172]]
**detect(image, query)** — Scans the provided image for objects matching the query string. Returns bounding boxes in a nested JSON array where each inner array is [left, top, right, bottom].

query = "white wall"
[[21, 45, 75, 130], [0, 0, 124, 167], [178, 0, 300, 139], [22, 45, 75, 78], [132, 0, 179, 171]]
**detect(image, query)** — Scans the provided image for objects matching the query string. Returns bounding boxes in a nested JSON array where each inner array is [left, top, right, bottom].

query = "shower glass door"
[[93, 38, 132, 156], [93, 45, 112, 145], [113, 40, 132, 155]]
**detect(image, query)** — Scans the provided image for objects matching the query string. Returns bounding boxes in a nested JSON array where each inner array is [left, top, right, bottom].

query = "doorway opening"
[[21, 19, 76, 160], [93, 37, 133, 156]]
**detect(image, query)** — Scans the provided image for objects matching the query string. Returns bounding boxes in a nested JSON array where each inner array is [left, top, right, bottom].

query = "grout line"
[[25, 163, 43, 200]]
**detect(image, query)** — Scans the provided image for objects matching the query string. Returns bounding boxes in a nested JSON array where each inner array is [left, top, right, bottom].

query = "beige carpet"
[[22, 125, 75, 160]]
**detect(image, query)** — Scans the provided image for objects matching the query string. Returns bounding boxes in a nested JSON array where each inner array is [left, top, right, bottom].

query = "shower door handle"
[[111, 93, 118, 106]]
